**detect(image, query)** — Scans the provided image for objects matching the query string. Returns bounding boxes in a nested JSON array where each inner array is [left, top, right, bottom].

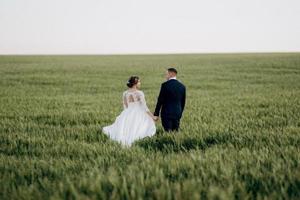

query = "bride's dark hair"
[[127, 76, 139, 88]]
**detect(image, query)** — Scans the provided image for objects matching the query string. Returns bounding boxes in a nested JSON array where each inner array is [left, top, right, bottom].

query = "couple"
[[102, 68, 186, 146]]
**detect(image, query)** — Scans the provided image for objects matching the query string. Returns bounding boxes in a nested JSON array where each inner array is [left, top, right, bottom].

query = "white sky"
[[0, 0, 300, 54]]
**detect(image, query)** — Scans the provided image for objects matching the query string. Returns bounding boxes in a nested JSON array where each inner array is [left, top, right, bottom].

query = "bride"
[[102, 76, 156, 146]]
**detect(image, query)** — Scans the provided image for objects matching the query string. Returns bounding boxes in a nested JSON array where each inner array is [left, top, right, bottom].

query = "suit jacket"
[[154, 79, 186, 119]]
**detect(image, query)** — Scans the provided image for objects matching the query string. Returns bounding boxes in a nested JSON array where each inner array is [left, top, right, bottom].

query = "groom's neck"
[[168, 76, 177, 80]]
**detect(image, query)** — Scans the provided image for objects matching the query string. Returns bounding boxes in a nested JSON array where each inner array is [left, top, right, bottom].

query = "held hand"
[[153, 116, 159, 122]]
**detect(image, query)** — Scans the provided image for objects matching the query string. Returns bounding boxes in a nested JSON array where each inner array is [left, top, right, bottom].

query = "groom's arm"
[[181, 86, 186, 112], [154, 84, 165, 116]]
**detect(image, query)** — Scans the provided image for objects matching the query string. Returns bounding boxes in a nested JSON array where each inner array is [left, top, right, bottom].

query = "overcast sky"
[[0, 0, 300, 54]]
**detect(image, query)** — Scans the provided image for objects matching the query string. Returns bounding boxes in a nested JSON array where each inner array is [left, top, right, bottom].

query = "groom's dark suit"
[[154, 79, 186, 131]]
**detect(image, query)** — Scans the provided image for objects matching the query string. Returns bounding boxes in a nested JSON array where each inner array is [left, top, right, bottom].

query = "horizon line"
[[0, 51, 300, 56]]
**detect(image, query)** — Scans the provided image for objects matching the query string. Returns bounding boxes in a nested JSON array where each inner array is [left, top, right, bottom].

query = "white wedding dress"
[[102, 90, 156, 146]]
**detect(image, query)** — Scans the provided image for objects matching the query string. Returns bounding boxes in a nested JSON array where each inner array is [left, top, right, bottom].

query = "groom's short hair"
[[168, 68, 177, 74]]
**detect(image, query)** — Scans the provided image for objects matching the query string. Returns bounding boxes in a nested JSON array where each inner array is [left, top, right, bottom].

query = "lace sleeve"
[[138, 91, 150, 112], [123, 91, 128, 109]]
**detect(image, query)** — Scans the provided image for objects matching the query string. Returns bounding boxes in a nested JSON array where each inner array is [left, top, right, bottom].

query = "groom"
[[154, 68, 186, 132]]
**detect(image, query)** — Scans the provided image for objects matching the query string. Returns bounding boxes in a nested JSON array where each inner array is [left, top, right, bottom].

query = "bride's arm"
[[123, 92, 128, 109], [147, 111, 155, 119], [139, 92, 156, 120]]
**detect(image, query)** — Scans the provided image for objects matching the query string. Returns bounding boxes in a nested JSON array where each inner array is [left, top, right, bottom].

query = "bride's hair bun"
[[127, 76, 139, 88]]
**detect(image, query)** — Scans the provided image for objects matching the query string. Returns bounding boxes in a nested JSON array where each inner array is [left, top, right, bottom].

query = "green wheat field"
[[0, 53, 300, 199]]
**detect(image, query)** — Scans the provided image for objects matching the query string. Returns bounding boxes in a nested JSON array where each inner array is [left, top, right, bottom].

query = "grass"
[[0, 53, 300, 199]]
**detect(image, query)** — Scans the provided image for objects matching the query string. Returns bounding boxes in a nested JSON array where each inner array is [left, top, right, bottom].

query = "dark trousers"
[[161, 118, 180, 132]]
